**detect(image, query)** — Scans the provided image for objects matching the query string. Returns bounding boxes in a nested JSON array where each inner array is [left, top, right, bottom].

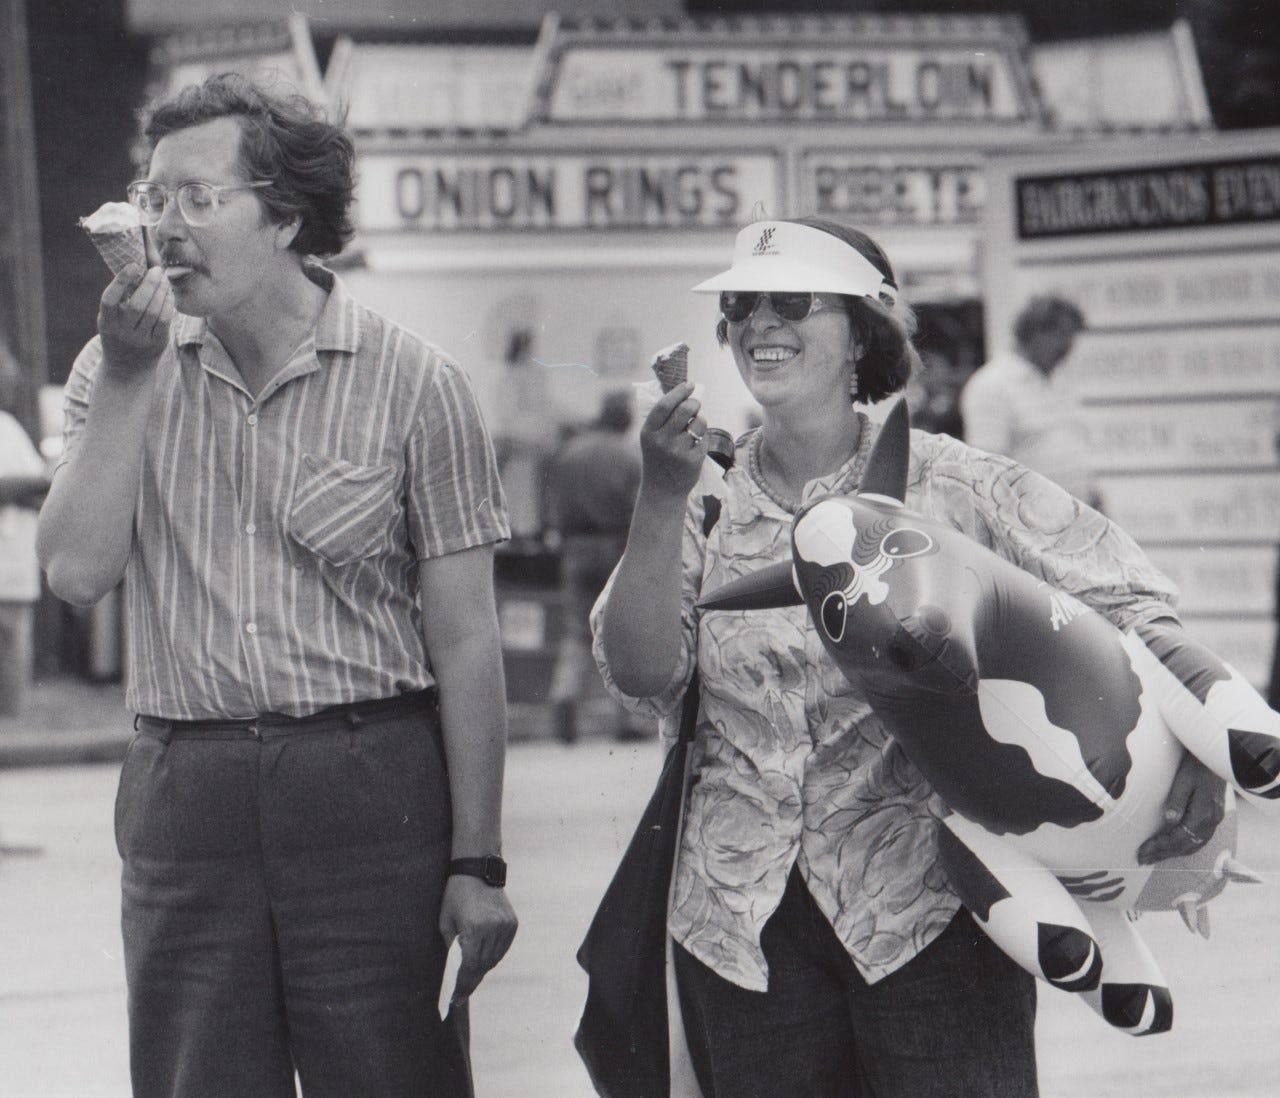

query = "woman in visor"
[[592, 217, 1224, 1097]]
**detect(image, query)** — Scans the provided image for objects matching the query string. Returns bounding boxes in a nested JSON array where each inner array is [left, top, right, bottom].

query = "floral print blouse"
[[591, 414, 1179, 991]]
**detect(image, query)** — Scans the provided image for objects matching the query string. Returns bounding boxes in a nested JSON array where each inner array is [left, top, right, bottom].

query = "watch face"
[[484, 857, 507, 887]]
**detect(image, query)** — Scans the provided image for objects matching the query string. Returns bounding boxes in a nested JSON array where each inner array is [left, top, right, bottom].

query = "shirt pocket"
[[288, 453, 399, 567]]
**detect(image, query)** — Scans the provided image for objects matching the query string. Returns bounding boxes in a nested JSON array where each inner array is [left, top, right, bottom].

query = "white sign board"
[[799, 152, 986, 225], [356, 151, 781, 231], [1067, 326, 1280, 398], [545, 44, 1033, 124], [1084, 400, 1277, 473], [1003, 250, 1280, 328], [1144, 546, 1277, 616], [984, 132, 1280, 688]]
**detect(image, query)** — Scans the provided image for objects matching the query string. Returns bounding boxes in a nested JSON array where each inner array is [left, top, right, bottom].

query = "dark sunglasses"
[[719, 291, 832, 324]]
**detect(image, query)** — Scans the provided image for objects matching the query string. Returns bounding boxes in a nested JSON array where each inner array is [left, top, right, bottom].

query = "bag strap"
[[671, 487, 716, 751], [675, 670, 700, 748]]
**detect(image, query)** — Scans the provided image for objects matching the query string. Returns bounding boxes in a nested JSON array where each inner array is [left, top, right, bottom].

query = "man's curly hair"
[[143, 73, 355, 258]]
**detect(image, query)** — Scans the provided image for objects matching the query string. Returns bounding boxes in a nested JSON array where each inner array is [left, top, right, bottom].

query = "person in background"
[[546, 389, 644, 743], [1270, 552, 1280, 711], [594, 217, 1224, 1097], [0, 339, 50, 717], [37, 74, 516, 1097], [491, 326, 554, 540], [903, 345, 967, 438], [960, 294, 1101, 509]]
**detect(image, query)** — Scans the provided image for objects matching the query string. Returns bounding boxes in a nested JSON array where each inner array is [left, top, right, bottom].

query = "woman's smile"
[[747, 344, 800, 369]]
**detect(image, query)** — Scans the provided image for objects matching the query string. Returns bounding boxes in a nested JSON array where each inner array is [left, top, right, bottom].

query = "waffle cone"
[[651, 342, 690, 393], [86, 227, 146, 276]]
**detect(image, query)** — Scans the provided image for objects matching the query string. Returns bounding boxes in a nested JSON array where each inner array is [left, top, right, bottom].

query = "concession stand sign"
[[1016, 155, 1280, 238], [800, 152, 986, 225], [984, 133, 1280, 687], [357, 151, 781, 232], [541, 41, 1033, 124]]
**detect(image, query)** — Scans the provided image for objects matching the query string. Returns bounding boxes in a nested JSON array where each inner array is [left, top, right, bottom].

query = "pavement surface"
[[2, 678, 1279, 1096], [0, 675, 135, 769]]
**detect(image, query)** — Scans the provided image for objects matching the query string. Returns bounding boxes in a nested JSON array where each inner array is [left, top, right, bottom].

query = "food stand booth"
[[115, 12, 1255, 715]]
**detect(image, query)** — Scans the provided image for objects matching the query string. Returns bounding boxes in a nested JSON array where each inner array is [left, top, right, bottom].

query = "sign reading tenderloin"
[[546, 45, 1029, 123]]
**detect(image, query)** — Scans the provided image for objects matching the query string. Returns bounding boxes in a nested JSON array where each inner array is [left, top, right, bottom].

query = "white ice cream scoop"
[[79, 201, 146, 276]]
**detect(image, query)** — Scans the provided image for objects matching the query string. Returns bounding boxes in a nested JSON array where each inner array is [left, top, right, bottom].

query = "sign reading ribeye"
[[356, 152, 781, 231], [801, 153, 986, 225], [544, 45, 1031, 123]]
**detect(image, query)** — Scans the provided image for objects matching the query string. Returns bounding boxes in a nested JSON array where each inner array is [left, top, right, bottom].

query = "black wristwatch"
[[448, 855, 507, 888]]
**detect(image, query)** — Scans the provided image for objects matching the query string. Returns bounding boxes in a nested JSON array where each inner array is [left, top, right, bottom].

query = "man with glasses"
[[38, 73, 516, 1097]]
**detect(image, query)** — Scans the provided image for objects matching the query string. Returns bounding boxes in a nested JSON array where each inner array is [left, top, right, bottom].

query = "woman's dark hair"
[[143, 73, 356, 258], [714, 216, 921, 404]]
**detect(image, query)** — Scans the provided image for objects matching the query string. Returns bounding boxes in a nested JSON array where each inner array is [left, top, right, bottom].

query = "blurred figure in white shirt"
[[961, 295, 1100, 510]]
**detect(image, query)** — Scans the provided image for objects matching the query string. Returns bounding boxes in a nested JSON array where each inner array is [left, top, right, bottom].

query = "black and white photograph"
[[1, 2, 1278, 1095]]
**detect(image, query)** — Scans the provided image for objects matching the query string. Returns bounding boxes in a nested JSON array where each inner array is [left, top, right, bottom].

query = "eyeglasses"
[[126, 180, 271, 227], [719, 291, 834, 324]]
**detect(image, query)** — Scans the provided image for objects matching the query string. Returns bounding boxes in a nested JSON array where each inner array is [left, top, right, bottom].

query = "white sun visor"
[[692, 221, 897, 306]]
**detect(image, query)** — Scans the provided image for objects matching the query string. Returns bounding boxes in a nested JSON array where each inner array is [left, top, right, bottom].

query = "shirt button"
[[247, 413, 258, 426], [244, 522, 257, 535], [245, 622, 258, 635]]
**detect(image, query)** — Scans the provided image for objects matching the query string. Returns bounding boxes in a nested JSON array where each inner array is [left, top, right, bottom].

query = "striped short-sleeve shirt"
[[58, 267, 509, 719]]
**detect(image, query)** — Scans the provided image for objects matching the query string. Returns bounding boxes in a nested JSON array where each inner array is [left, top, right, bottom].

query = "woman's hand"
[[1136, 750, 1228, 864], [639, 381, 707, 500]]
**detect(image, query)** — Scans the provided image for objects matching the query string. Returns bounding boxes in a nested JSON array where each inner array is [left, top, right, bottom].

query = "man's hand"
[[438, 874, 518, 1003], [1137, 750, 1228, 865], [98, 264, 174, 378]]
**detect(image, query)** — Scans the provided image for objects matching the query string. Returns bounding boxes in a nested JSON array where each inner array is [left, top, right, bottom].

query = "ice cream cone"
[[651, 342, 690, 393], [79, 202, 146, 276]]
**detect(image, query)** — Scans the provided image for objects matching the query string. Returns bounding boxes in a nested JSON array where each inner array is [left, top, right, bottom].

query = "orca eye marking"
[[820, 591, 847, 643], [879, 528, 933, 560]]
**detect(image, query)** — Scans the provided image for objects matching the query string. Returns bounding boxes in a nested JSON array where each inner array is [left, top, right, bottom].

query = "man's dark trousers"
[[116, 694, 467, 1098]]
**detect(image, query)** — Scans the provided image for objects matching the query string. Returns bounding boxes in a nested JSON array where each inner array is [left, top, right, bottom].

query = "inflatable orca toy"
[[698, 400, 1280, 1035]]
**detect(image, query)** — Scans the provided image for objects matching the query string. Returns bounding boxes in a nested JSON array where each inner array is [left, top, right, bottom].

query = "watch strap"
[[448, 855, 507, 887]]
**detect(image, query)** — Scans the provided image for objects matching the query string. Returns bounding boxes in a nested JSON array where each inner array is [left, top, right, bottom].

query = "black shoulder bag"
[[573, 671, 701, 1098]]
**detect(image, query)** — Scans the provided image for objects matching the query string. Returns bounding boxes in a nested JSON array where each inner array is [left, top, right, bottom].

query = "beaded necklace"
[[746, 416, 871, 514]]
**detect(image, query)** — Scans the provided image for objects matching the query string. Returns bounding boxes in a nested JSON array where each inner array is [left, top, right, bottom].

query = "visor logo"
[[753, 227, 778, 255]]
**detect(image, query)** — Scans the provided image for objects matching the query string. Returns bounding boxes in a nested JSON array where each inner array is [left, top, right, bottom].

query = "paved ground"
[[1, 679, 1279, 1096], [0, 675, 135, 768]]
